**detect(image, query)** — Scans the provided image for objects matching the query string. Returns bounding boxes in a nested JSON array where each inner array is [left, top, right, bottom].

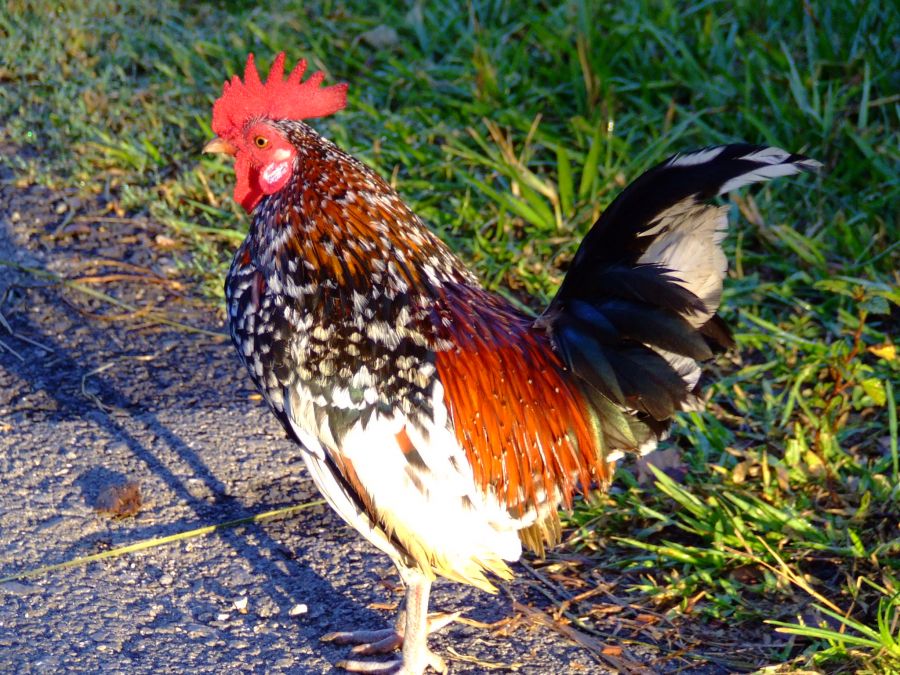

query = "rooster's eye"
[[254, 136, 269, 148]]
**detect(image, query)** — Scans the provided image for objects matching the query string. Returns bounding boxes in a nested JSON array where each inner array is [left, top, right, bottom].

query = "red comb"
[[211, 53, 347, 138]]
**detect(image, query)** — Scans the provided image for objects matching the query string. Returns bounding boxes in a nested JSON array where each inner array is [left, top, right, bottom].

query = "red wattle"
[[234, 155, 264, 213]]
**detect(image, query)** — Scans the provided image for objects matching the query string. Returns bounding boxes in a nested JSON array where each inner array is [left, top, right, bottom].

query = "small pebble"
[[289, 604, 308, 616], [216, 613, 230, 622], [233, 596, 248, 613], [158, 574, 174, 586], [55, 202, 68, 214], [185, 623, 217, 639]]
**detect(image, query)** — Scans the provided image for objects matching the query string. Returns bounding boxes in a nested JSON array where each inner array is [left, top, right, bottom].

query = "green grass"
[[2, 0, 898, 671]]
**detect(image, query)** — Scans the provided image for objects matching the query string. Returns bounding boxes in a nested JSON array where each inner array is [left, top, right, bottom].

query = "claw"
[[336, 658, 402, 674]]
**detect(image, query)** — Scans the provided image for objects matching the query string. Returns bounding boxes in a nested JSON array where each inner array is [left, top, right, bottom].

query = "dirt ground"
[[0, 174, 731, 674]]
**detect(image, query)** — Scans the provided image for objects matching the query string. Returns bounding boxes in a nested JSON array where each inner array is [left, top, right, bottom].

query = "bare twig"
[[0, 308, 25, 361], [0, 336, 24, 361], [501, 586, 645, 673], [0, 259, 226, 340], [445, 647, 522, 671], [72, 274, 185, 292]]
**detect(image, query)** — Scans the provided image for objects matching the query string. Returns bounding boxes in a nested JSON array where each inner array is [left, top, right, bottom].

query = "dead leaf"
[[95, 481, 142, 518], [358, 25, 399, 50], [731, 565, 762, 584], [367, 601, 399, 611], [634, 447, 687, 485]]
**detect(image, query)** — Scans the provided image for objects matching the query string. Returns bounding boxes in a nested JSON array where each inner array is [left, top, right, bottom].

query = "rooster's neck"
[[227, 121, 483, 438], [247, 120, 472, 299]]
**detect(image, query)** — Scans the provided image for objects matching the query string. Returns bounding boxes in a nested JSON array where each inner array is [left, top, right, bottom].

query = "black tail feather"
[[557, 144, 820, 287], [545, 143, 820, 457]]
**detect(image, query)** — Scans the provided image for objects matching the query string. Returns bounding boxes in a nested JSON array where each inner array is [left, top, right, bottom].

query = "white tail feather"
[[666, 146, 727, 167], [638, 202, 729, 323], [719, 162, 813, 194]]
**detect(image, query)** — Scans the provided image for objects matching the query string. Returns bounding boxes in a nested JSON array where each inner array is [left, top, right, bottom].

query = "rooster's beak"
[[203, 137, 237, 156]]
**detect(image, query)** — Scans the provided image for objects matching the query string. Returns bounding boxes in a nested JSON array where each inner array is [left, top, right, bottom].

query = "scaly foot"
[[321, 611, 460, 674]]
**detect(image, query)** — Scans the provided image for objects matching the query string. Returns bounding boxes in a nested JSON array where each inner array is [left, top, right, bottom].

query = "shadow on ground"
[[0, 180, 628, 674]]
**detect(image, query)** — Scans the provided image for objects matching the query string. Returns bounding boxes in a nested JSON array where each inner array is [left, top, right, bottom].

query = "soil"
[[0, 173, 730, 674]]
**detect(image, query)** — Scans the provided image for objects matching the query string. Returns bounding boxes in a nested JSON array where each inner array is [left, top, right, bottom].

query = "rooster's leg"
[[397, 571, 447, 674], [324, 569, 456, 674]]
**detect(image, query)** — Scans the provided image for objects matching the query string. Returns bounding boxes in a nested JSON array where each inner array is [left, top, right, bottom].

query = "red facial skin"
[[229, 121, 297, 213]]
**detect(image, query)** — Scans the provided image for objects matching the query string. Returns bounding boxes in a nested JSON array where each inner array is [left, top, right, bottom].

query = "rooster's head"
[[205, 52, 347, 213]]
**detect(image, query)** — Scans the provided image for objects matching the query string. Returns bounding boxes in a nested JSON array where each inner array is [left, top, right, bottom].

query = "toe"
[[424, 611, 463, 634], [336, 658, 402, 674], [322, 628, 398, 646], [350, 632, 403, 655]]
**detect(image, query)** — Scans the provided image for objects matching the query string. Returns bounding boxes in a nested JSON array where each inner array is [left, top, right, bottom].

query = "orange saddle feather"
[[434, 285, 610, 522]]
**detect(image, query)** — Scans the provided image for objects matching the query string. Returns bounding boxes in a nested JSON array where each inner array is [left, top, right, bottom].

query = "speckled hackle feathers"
[[211, 53, 820, 673], [211, 52, 347, 140]]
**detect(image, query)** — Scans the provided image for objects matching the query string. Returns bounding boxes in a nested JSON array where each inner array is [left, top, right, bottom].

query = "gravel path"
[[0, 179, 723, 674]]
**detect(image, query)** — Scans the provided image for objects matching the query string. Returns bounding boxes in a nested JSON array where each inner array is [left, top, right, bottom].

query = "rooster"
[[204, 53, 820, 674]]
